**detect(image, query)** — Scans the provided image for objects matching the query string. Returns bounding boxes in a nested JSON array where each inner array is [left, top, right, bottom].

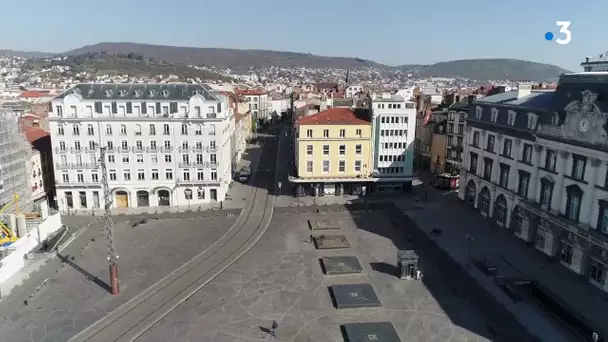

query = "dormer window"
[[490, 108, 499, 123], [133, 89, 142, 97], [475, 106, 483, 120], [192, 90, 199, 95], [104, 89, 113, 98], [148, 89, 157, 97], [552, 112, 560, 125], [162, 90, 170, 98], [507, 110, 517, 126], [118, 89, 127, 97], [527, 112, 538, 130]]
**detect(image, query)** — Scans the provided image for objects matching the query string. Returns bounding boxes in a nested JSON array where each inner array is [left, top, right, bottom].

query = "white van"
[[238, 167, 251, 182]]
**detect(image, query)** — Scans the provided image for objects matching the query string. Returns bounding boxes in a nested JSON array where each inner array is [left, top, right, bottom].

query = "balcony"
[[179, 161, 217, 168], [55, 162, 100, 170]]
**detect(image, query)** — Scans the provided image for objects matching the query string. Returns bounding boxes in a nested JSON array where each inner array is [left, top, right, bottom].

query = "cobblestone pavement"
[[137, 210, 493, 342], [0, 214, 237, 342]]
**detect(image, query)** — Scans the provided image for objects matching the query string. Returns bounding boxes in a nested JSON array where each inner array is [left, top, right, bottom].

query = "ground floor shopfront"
[[56, 182, 227, 212], [459, 173, 608, 294], [290, 177, 413, 197]]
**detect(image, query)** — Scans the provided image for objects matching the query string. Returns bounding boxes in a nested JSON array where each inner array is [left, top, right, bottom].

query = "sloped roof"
[[298, 107, 370, 125], [20, 125, 49, 143]]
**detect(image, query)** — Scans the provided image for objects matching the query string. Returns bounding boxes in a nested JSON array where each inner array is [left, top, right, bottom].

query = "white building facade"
[[582, 51, 608, 72], [237, 90, 269, 122], [459, 73, 608, 293], [370, 93, 417, 192], [49, 83, 234, 211]]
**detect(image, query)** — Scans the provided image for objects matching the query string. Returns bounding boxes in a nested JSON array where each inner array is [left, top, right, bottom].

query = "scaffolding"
[[0, 109, 32, 214]]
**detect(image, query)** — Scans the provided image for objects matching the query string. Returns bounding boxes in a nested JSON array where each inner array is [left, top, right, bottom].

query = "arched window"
[[149, 124, 156, 135], [57, 124, 64, 136], [87, 124, 94, 136], [135, 124, 142, 135], [195, 124, 202, 135], [184, 188, 193, 200], [209, 124, 216, 136], [120, 124, 127, 135], [181, 124, 188, 135], [106, 124, 112, 135], [72, 124, 80, 136], [495, 195, 507, 225]]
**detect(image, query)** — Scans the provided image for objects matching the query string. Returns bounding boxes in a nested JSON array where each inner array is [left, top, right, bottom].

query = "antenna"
[[99, 146, 120, 295]]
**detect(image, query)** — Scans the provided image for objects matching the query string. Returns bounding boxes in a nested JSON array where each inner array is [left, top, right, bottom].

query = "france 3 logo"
[[545, 21, 572, 45]]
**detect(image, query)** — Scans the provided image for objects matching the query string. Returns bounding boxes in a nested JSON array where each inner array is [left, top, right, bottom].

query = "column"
[[553, 150, 569, 214], [581, 158, 600, 226], [531, 145, 543, 202]]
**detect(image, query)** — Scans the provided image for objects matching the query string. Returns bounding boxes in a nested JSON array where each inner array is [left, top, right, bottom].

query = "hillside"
[[23, 53, 231, 81], [412, 59, 570, 81], [64, 42, 387, 71], [0, 49, 50, 58]]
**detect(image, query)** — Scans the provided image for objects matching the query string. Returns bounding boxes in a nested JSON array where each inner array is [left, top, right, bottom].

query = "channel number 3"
[[555, 21, 572, 45]]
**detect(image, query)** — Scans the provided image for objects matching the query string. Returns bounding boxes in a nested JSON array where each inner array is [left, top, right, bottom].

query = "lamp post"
[[466, 234, 474, 270]]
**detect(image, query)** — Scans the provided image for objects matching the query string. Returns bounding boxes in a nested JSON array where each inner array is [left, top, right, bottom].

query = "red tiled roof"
[[20, 125, 49, 143], [18, 91, 45, 98], [332, 92, 345, 99], [298, 107, 370, 125], [236, 89, 267, 96]]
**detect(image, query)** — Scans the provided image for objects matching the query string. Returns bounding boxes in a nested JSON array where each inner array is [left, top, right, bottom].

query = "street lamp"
[[466, 234, 474, 270], [277, 181, 282, 197]]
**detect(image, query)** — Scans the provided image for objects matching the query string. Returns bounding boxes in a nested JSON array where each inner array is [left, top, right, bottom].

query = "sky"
[[1, 0, 606, 71]]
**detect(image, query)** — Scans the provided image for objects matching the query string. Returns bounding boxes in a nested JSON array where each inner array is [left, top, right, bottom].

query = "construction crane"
[[0, 193, 20, 245]]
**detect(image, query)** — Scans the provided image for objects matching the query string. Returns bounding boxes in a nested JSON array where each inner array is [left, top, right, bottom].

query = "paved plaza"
[[136, 209, 494, 342], [0, 213, 238, 342]]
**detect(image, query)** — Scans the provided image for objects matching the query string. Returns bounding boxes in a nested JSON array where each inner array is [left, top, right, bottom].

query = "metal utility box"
[[397, 250, 419, 280]]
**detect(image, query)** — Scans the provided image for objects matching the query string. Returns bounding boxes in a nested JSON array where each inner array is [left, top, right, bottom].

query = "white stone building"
[[236, 89, 269, 122], [459, 73, 608, 293], [582, 50, 608, 72], [370, 93, 417, 192], [49, 83, 234, 211]]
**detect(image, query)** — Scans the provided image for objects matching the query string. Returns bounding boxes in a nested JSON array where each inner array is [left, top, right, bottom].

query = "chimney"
[[517, 82, 533, 99], [585, 57, 590, 63], [467, 95, 474, 106]]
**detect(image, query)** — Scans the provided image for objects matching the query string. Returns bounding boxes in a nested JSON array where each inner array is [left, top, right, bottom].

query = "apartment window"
[[163, 124, 170, 135], [355, 144, 362, 155], [517, 170, 530, 197], [447, 123, 454, 133], [137, 169, 145, 180], [502, 139, 512, 158], [210, 154, 217, 164], [323, 145, 329, 155], [121, 141, 128, 150], [122, 155, 129, 163], [56, 106, 63, 117], [195, 125, 202, 135], [91, 172, 98, 183], [123, 169, 131, 181], [560, 243, 573, 265], [57, 125, 64, 136], [106, 125, 112, 135], [181, 124, 188, 135], [89, 141, 96, 150], [151, 154, 158, 163], [469, 153, 478, 174], [92, 191, 100, 208], [195, 106, 201, 117], [323, 129, 329, 138], [539, 179, 553, 210], [151, 169, 159, 180], [486, 135, 495, 152], [120, 124, 127, 135], [196, 154, 203, 165], [211, 171, 217, 180], [490, 108, 499, 123], [306, 145, 313, 155], [306, 160, 313, 172], [79, 192, 87, 208], [483, 157, 493, 180], [109, 170, 117, 181], [59, 141, 66, 151], [340, 129, 345, 138], [472, 131, 480, 147], [571, 155, 586, 181], [356, 129, 362, 137], [165, 169, 173, 180], [545, 149, 557, 171], [182, 154, 190, 165], [507, 110, 517, 126], [74, 141, 81, 151], [338, 160, 345, 173], [527, 112, 538, 130], [181, 141, 189, 150], [354, 160, 362, 172], [499, 163, 510, 188], [87, 124, 94, 136], [339, 145, 346, 155], [136, 154, 144, 163], [77, 173, 84, 183], [322, 160, 330, 173], [183, 171, 190, 181], [135, 124, 142, 136], [165, 154, 172, 163], [306, 129, 312, 138], [149, 124, 156, 135], [164, 141, 171, 150], [565, 185, 582, 221], [590, 260, 607, 286], [196, 169, 204, 181], [522, 143, 533, 164]]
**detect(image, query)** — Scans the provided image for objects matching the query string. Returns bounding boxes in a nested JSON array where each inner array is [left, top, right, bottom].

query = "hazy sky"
[[2, 0, 606, 71]]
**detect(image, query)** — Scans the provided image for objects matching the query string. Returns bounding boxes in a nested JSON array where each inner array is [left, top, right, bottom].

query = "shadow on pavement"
[[343, 202, 537, 342], [57, 253, 112, 294]]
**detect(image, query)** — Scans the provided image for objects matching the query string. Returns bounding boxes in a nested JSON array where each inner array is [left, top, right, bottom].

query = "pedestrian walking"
[[271, 320, 278, 336]]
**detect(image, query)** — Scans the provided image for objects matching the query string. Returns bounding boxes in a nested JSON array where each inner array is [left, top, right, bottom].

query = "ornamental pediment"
[[539, 90, 608, 145]]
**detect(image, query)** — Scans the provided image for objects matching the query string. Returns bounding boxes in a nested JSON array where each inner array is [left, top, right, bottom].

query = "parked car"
[[238, 167, 251, 182]]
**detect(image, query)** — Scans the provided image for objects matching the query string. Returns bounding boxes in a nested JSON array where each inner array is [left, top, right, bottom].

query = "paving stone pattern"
[[138, 210, 494, 342], [0, 215, 236, 342]]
